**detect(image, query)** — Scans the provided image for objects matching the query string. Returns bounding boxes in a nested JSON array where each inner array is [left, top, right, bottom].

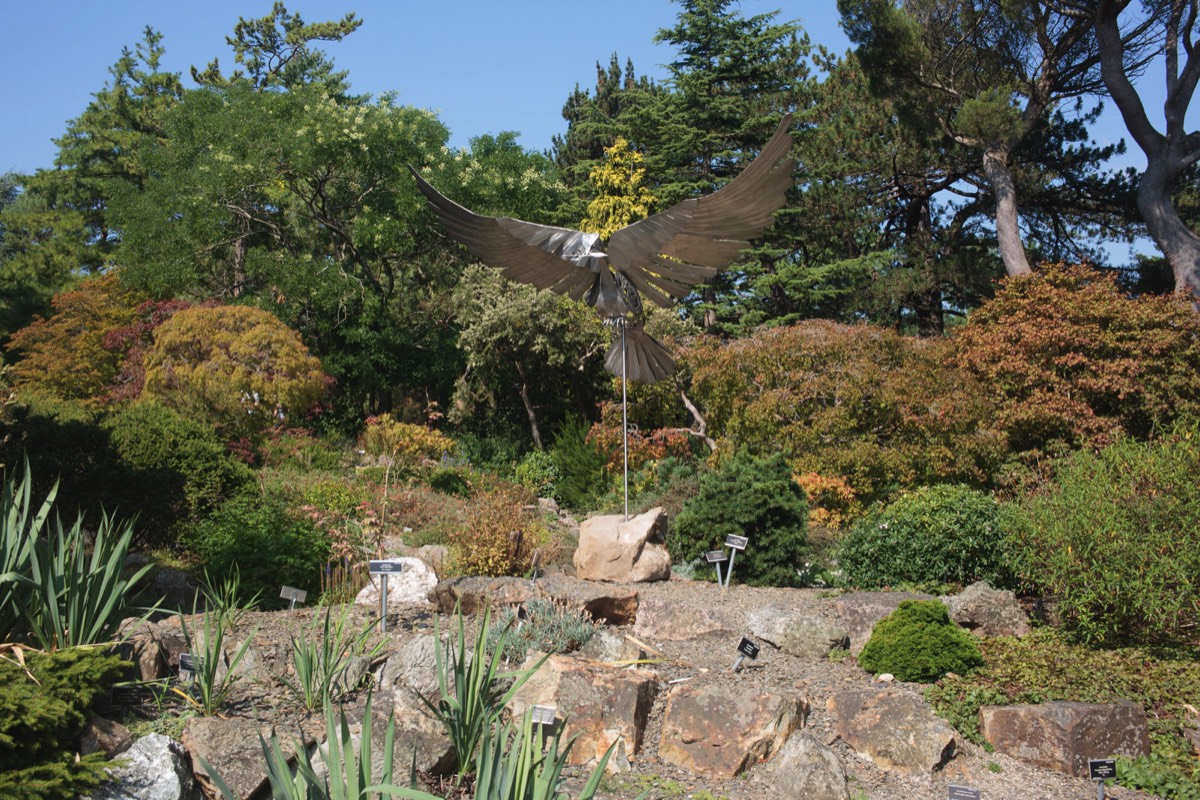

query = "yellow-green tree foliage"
[[358, 413, 456, 467], [142, 305, 328, 435], [580, 137, 655, 239], [6, 273, 146, 404]]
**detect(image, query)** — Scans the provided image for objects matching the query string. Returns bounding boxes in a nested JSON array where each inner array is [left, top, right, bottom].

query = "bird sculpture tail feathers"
[[606, 324, 676, 385]]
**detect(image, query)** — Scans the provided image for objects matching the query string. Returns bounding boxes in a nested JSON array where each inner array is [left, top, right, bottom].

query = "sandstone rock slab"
[[660, 684, 803, 777], [431, 575, 639, 626], [632, 594, 728, 642], [828, 687, 956, 775], [748, 605, 850, 659], [753, 731, 849, 800], [943, 581, 1031, 637], [511, 653, 660, 770], [832, 591, 934, 654], [574, 507, 671, 582], [980, 699, 1150, 777], [183, 716, 283, 799]]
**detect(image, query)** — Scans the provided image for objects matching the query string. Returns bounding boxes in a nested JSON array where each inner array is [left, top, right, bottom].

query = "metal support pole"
[[621, 319, 629, 520], [379, 574, 389, 633], [724, 548, 737, 589]]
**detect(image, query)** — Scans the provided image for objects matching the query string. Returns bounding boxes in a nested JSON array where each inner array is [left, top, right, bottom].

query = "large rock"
[[573, 507, 671, 583], [87, 734, 194, 800], [378, 634, 444, 704], [510, 653, 660, 770], [183, 716, 287, 799], [828, 688, 957, 775], [355, 557, 438, 609], [660, 684, 804, 777], [943, 581, 1031, 637], [748, 605, 850, 659], [753, 732, 849, 800], [81, 713, 134, 758], [979, 700, 1150, 777], [431, 575, 639, 625], [832, 591, 934, 654], [632, 594, 729, 642]]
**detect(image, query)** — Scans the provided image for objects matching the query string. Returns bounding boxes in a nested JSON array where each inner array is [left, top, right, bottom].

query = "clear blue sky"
[[0, 0, 851, 175]]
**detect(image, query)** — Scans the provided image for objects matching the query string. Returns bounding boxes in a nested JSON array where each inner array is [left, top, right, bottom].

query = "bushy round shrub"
[[672, 450, 808, 587], [513, 449, 559, 497], [105, 401, 256, 540], [837, 484, 1016, 590], [184, 494, 329, 606], [445, 484, 543, 577], [858, 599, 984, 682], [1013, 424, 1200, 647]]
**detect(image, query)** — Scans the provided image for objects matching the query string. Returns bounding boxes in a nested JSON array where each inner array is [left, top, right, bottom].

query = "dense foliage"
[[858, 599, 984, 683], [683, 320, 1004, 511], [838, 484, 1016, 590], [672, 449, 808, 587], [1011, 424, 1200, 648], [0, 648, 128, 800]]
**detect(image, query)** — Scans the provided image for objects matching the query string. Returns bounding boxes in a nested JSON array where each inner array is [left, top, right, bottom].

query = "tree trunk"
[[1140, 157, 1200, 305], [983, 148, 1034, 277], [514, 362, 543, 450]]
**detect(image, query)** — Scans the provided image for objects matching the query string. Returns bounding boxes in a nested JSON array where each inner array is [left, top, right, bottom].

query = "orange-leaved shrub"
[[445, 483, 542, 577], [682, 320, 1005, 511], [6, 273, 146, 404], [952, 263, 1200, 455]]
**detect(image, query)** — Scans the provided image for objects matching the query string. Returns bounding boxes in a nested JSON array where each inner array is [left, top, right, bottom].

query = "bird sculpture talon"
[[409, 115, 796, 384]]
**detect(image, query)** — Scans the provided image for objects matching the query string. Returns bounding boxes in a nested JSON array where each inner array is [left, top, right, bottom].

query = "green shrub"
[[1013, 424, 1200, 647], [672, 450, 808, 587], [513, 449, 560, 497], [428, 466, 472, 497], [104, 401, 256, 541], [858, 600, 983, 683], [837, 484, 1017, 590], [258, 428, 347, 472], [184, 494, 329, 606], [549, 416, 609, 511], [0, 648, 127, 800]]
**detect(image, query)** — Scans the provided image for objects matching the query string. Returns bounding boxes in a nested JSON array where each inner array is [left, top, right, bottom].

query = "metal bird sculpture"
[[408, 114, 795, 384]]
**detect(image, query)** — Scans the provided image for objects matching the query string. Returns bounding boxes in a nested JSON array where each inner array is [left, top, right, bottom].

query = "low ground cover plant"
[[927, 628, 1200, 799]]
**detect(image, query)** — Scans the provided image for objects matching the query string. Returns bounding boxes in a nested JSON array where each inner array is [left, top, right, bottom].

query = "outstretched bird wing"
[[606, 114, 795, 308], [407, 166, 601, 302]]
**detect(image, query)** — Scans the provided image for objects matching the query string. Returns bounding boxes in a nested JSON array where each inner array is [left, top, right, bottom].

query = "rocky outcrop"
[[660, 684, 804, 777], [573, 507, 671, 582], [828, 688, 957, 775], [753, 732, 850, 800], [979, 700, 1151, 777], [81, 713, 134, 758], [510, 653, 660, 770], [832, 591, 935, 654], [632, 594, 728, 641], [430, 574, 638, 625], [748, 605, 850, 659], [943, 581, 1031, 638], [87, 733, 194, 800], [182, 716, 285, 799]]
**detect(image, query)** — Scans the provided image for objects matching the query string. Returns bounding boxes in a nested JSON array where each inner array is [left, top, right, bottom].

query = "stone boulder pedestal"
[[574, 507, 671, 582], [980, 700, 1150, 777]]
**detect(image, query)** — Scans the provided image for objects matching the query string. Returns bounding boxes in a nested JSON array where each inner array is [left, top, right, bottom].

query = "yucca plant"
[[0, 462, 45, 642], [371, 708, 627, 800], [202, 691, 395, 800], [417, 604, 547, 780], [201, 565, 262, 632], [281, 606, 383, 711], [174, 603, 257, 716]]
